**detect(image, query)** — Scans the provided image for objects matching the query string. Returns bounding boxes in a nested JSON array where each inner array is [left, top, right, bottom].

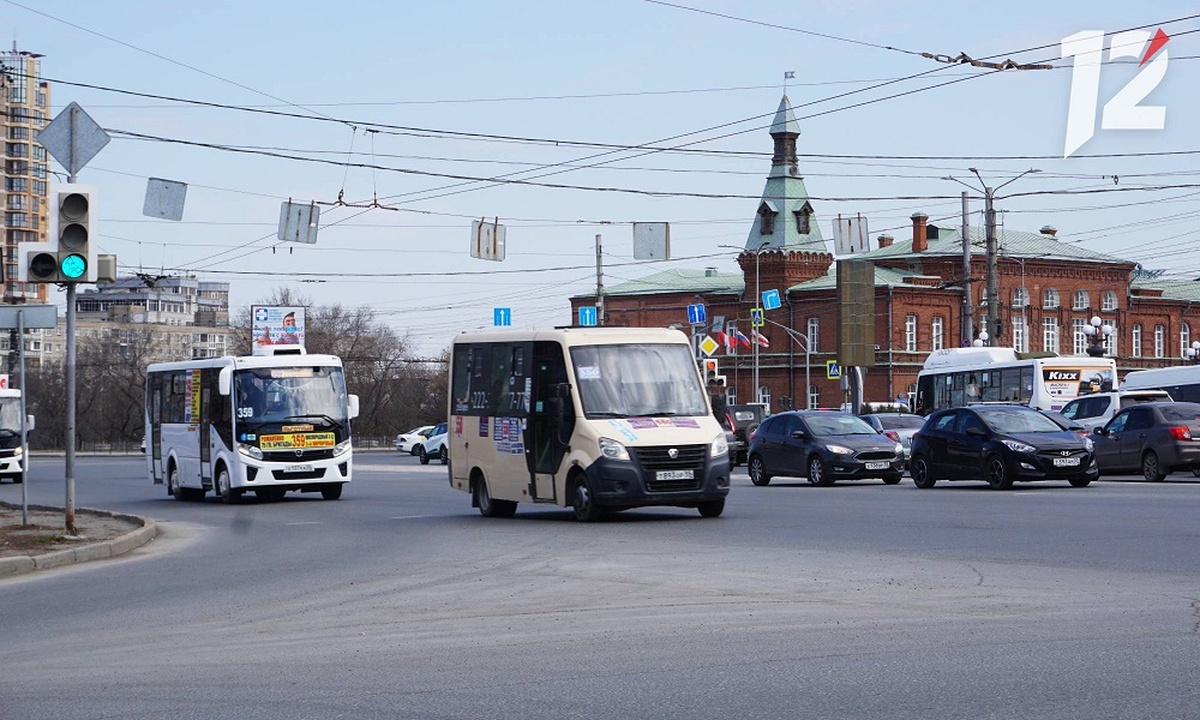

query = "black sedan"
[[746, 410, 905, 486], [908, 405, 1097, 490], [1091, 401, 1200, 481]]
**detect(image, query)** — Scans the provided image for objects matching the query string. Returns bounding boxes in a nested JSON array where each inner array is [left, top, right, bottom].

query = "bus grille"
[[263, 448, 335, 462], [632, 444, 707, 493]]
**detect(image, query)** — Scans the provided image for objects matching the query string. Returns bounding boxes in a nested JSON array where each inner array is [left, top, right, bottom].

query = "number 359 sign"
[[1062, 28, 1169, 158]]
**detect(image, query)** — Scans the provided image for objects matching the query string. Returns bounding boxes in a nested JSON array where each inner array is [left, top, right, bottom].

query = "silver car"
[[860, 413, 925, 465]]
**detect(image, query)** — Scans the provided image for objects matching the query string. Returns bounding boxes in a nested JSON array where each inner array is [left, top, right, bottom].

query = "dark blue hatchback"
[[909, 405, 1098, 490], [746, 410, 905, 486]]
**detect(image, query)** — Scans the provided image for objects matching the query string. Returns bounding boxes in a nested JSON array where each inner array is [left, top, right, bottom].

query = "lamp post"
[[1186, 341, 1200, 363], [1082, 315, 1114, 356], [764, 317, 812, 409]]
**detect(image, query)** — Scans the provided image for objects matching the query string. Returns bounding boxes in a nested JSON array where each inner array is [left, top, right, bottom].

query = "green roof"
[[598, 267, 745, 297], [1131, 276, 1200, 302], [860, 226, 1132, 265]]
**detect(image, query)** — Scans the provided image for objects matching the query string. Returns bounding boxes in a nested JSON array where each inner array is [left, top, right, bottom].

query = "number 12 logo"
[[1061, 28, 1169, 158]]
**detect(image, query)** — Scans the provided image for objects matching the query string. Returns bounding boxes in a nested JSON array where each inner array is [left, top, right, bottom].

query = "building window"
[[1012, 316, 1028, 353], [1012, 286, 1029, 307], [807, 384, 818, 410], [1105, 327, 1117, 357], [807, 317, 819, 352], [794, 208, 811, 234], [1102, 291, 1118, 312], [904, 314, 917, 351], [931, 317, 944, 351], [1043, 318, 1059, 354], [1073, 290, 1089, 310], [1155, 324, 1165, 358], [1132, 324, 1143, 357], [1073, 318, 1088, 355], [1043, 288, 1060, 309], [759, 206, 776, 235], [1182, 324, 1192, 358]]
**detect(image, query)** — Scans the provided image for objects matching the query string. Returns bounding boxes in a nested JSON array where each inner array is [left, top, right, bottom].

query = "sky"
[[5, 1, 1199, 359]]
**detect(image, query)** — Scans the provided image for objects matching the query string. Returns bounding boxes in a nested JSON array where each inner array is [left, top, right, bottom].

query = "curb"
[[0, 504, 158, 579]]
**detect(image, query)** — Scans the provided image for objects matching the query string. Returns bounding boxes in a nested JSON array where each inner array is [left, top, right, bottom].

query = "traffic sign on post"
[[493, 308, 512, 326], [750, 308, 764, 328], [762, 289, 781, 311], [687, 304, 707, 326], [578, 306, 598, 326], [826, 360, 842, 380]]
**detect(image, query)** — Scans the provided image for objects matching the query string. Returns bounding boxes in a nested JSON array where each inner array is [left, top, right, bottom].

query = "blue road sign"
[[750, 308, 764, 328], [687, 303, 707, 325], [493, 307, 512, 326], [578, 306, 598, 326], [762, 289, 781, 310]]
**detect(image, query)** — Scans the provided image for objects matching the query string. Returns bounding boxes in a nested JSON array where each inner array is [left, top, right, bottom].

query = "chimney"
[[1040, 225, 1057, 237], [877, 234, 894, 248], [911, 212, 928, 252]]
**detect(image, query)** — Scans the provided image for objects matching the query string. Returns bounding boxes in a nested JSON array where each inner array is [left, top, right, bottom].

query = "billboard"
[[252, 305, 306, 355]]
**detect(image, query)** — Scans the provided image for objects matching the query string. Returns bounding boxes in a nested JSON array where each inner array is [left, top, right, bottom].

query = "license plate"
[[284, 463, 313, 473], [865, 461, 890, 470], [1052, 457, 1080, 467], [656, 470, 694, 481]]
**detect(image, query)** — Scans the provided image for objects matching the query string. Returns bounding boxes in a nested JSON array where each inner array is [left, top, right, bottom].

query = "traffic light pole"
[[64, 282, 76, 535]]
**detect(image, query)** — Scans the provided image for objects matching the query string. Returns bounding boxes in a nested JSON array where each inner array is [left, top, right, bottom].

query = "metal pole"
[[595, 234, 604, 327], [805, 341, 811, 409], [65, 283, 76, 535], [961, 190, 973, 345], [985, 186, 999, 348], [18, 309, 27, 525], [753, 249, 760, 405]]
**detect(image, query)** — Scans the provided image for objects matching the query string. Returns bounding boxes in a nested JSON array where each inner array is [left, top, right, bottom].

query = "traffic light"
[[703, 359, 719, 382], [18, 185, 96, 283]]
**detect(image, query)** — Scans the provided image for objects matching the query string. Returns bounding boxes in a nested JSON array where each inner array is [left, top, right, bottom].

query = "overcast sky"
[[6, 0, 1198, 357]]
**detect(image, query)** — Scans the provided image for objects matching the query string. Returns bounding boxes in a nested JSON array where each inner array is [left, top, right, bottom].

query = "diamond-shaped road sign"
[[37, 102, 110, 176]]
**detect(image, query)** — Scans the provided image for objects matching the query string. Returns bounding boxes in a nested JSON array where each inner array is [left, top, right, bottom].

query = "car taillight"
[[884, 430, 900, 442], [1169, 425, 1192, 441]]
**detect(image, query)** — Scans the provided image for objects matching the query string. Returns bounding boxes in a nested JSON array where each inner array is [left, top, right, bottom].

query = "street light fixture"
[[1081, 315, 1114, 357], [1186, 341, 1200, 363], [764, 317, 813, 409]]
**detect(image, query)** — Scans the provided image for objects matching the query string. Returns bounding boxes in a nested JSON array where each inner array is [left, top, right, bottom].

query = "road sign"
[[699, 335, 719, 356], [687, 303, 707, 325], [0, 305, 57, 329], [750, 308, 764, 328], [493, 308, 512, 326], [578, 306, 598, 326], [37, 102, 110, 176], [826, 360, 842, 380], [762, 289, 781, 311]]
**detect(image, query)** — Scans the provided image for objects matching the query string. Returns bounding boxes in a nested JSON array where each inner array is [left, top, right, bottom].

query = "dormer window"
[[794, 202, 813, 234], [758, 201, 778, 235]]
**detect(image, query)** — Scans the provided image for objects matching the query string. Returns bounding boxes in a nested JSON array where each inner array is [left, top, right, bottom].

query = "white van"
[[1059, 389, 1173, 431]]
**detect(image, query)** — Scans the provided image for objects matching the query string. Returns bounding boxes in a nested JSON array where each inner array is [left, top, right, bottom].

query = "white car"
[[418, 422, 448, 465], [394, 425, 434, 455]]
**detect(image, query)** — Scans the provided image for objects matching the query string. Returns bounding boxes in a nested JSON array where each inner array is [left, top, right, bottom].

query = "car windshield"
[[979, 408, 1063, 434], [1159, 403, 1200, 422], [875, 415, 924, 430], [572, 343, 708, 419], [805, 414, 878, 436]]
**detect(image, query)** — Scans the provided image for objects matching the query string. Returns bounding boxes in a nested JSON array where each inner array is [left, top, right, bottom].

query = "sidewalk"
[[0, 502, 156, 577]]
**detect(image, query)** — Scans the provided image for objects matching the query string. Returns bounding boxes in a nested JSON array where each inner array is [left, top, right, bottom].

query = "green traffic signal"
[[61, 253, 87, 280]]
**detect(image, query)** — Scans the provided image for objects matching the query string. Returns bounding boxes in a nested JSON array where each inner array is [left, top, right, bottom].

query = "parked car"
[[1059, 389, 1173, 432], [395, 424, 434, 455], [1091, 401, 1200, 481], [418, 422, 448, 465], [859, 412, 925, 466], [908, 405, 1097, 490], [725, 404, 767, 467], [746, 410, 904, 486]]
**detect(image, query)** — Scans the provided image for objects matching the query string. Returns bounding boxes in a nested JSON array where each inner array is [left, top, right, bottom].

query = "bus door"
[[148, 373, 164, 484], [526, 341, 572, 502], [198, 368, 216, 486]]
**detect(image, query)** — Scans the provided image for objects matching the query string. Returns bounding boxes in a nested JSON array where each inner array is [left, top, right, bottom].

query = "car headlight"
[[826, 444, 852, 456], [599, 437, 630, 461], [1000, 439, 1036, 454], [894, 442, 904, 455], [333, 439, 352, 457], [1083, 437, 1094, 452], [11, 446, 21, 457], [237, 443, 263, 460], [711, 433, 728, 458]]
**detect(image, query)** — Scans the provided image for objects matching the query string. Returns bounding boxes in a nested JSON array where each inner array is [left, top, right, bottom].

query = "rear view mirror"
[[965, 426, 986, 437]]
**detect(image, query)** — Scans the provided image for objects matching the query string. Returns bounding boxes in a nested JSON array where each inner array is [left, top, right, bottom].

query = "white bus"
[[145, 349, 359, 503], [915, 347, 1117, 415], [448, 327, 731, 521], [1120, 365, 1200, 403]]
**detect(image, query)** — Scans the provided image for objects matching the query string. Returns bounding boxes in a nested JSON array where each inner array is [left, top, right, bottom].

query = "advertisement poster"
[[252, 305, 306, 355]]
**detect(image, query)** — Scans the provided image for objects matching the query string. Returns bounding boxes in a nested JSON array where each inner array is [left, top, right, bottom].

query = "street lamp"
[[764, 317, 812, 409], [1186, 341, 1200, 363], [1081, 315, 1114, 357], [971, 330, 989, 347]]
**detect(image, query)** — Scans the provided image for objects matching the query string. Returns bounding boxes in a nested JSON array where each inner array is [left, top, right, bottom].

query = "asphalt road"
[[2, 453, 1199, 719]]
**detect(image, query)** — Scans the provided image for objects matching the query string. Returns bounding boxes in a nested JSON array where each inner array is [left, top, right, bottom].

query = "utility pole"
[[961, 191, 972, 346], [983, 185, 998, 347], [595, 234, 605, 326]]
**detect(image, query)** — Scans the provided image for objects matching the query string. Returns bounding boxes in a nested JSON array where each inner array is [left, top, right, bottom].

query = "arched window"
[[1012, 286, 1029, 307], [1102, 291, 1119, 312], [1182, 323, 1192, 358], [1073, 289, 1090, 310], [1043, 288, 1060, 309]]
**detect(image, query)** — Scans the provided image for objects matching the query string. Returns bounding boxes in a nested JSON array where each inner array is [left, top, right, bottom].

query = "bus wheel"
[[985, 455, 1013, 490], [321, 483, 343, 500], [475, 477, 517, 518], [572, 474, 604, 522], [697, 499, 725, 518], [216, 467, 242, 504], [168, 465, 185, 501]]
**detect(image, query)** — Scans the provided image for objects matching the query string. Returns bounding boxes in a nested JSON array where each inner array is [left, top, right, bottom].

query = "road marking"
[[284, 521, 323, 526], [390, 515, 437, 520]]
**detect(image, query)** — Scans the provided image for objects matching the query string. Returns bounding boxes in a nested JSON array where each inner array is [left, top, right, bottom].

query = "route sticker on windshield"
[[259, 432, 336, 450]]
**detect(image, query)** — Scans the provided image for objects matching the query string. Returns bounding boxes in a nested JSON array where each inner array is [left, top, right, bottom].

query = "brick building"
[[571, 95, 1200, 412]]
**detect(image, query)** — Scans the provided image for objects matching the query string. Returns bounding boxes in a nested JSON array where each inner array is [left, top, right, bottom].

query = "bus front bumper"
[[584, 455, 731, 511]]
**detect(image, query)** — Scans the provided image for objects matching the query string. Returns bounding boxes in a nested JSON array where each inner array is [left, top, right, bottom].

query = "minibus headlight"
[[711, 433, 729, 458], [333, 439, 352, 457], [237, 443, 263, 461], [599, 437, 630, 461]]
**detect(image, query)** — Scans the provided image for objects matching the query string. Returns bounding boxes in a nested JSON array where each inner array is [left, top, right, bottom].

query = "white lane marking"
[[284, 521, 323, 526]]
